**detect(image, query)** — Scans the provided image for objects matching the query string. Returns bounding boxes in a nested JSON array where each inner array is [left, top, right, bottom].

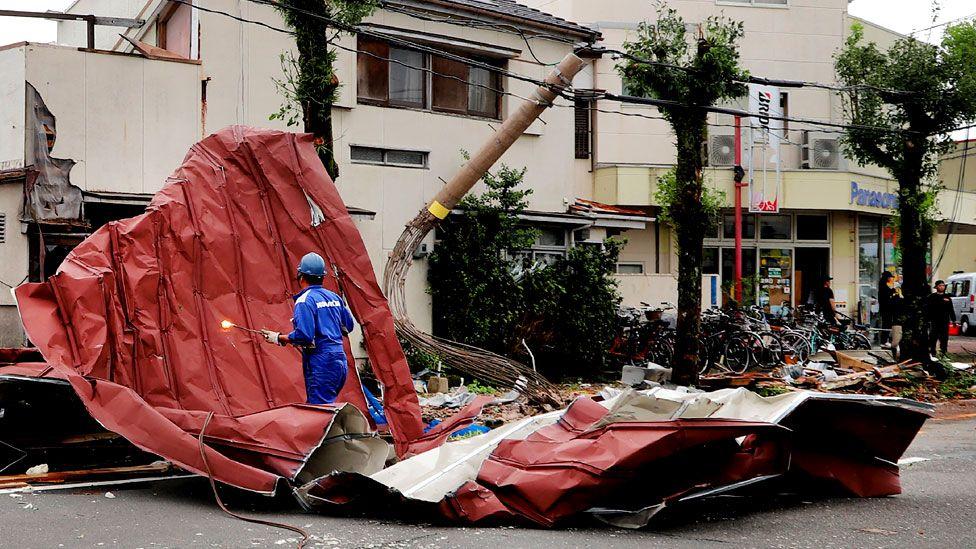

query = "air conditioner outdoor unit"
[[708, 134, 737, 167], [801, 131, 843, 170]]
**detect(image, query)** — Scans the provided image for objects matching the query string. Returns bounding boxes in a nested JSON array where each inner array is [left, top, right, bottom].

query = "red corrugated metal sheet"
[[12, 127, 473, 492], [301, 391, 932, 527]]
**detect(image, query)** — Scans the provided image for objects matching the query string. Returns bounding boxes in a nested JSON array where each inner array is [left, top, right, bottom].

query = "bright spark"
[[220, 320, 234, 330]]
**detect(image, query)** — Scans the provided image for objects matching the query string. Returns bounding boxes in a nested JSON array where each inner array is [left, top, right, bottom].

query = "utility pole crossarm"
[[0, 10, 145, 50]]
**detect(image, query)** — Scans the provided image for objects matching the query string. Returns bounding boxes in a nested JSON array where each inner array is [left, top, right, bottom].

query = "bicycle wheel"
[[724, 332, 763, 374], [849, 332, 872, 350], [699, 336, 719, 375], [758, 330, 785, 369], [649, 337, 674, 367], [780, 330, 811, 363]]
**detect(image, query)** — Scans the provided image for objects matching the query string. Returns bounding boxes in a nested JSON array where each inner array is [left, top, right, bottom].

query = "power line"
[[597, 47, 916, 97], [244, 0, 554, 90], [172, 0, 915, 137], [597, 92, 909, 135], [910, 10, 976, 36], [379, 3, 580, 66], [934, 127, 971, 272], [379, 6, 916, 97]]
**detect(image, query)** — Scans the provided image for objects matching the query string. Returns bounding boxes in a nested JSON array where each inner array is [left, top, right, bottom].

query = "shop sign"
[[850, 181, 898, 210], [748, 84, 784, 213]]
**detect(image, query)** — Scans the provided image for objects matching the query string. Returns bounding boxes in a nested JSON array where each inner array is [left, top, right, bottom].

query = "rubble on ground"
[[0, 127, 939, 528], [695, 350, 976, 402], [300, 387, 932, 528]]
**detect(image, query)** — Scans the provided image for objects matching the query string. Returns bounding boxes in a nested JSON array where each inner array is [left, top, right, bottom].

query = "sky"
[[847, 0, 975, 42], [0, 0, 75, 46], [1, 0, 973, 45]]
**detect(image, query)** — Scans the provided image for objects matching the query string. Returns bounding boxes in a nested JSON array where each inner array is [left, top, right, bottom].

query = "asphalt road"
[[3, 406, 975, 549]]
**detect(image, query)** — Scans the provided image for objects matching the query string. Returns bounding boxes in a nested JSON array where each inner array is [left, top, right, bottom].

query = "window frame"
[[574, 97, 592, 159], [387, 46, 428, 109], [758, 214, 793, 241], [794, 213, 830, 243], [350, 145, 429, 169], [615, 262, 645, 275], [357, 37, 504, 120]]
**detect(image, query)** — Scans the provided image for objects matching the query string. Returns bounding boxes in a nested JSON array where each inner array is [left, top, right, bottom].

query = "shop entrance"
[[795, 247, 830, 307]]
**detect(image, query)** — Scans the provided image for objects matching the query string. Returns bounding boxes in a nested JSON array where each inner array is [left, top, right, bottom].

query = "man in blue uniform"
[[261, 252, 354, 405]]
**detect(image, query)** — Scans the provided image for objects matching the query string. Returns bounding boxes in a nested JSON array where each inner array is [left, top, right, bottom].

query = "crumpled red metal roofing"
[[302, 390, 932, 527], [13, 127, 474, 492]]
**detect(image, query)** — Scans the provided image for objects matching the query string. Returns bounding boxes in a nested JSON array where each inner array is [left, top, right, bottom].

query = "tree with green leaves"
[[835, 21, 976, 366], [618, 7, 747, 385], [272, 0, 379, 180], [427, 163, 622, 378]]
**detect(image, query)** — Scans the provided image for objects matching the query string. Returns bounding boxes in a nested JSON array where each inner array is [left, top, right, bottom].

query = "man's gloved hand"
[[261, 330, 282, 345]]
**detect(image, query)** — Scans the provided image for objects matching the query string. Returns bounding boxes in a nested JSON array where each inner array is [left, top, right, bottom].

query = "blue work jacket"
[[288, 285, 355, 352]]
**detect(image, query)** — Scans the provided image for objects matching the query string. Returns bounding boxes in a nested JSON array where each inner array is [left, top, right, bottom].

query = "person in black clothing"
[[878, 272, 896, 345], [889, 287, 905, 352], [815, 277, 837, 324], [926, 280, 956, 357]]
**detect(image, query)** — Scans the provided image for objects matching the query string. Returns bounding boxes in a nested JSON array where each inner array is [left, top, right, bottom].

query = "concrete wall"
[[939, 141, 976, 194], [526, 0, 854, 170], [934, 232, 976, 280], [0, 46, 26, 171], [60, 0, 164, 50], [615, 273, 677, 307], [22, 44, 201, 195], [176, 4, 585, 333]]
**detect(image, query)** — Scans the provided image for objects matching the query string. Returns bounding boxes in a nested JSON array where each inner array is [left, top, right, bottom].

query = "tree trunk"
[[670, 120, 708, 386], [896, 171, 932, 365], [305, 94, 340, 180], [293, 14, 340, 180]]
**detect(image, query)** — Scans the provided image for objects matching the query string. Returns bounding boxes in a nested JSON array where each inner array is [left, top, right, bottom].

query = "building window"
[[513, 226, 570, 266], [350, 145, 428, 168], [723, 213, 756, 240], [389, 48, 426, 107], [704, 247, 720, 275], [575, 97, 591, 159], [796, 214, 829, 241], [759, 214, 792, 240], [157, 1, 193, 58], [358, 38, 502, 119], [780, 92, 789, 132], [616, 262, 645, 275]]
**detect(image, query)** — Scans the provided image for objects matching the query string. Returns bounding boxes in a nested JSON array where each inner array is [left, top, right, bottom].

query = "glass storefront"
[[759, 248, 793, 314], [857, 215, 900, 324], [706, 211, 829, 309]]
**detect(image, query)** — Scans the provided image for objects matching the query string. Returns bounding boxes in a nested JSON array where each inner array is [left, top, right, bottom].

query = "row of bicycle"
[[609, 302, 873, 375]]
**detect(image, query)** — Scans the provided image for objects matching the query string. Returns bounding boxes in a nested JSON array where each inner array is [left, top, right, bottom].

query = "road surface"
[[3, 403, 975, 549]]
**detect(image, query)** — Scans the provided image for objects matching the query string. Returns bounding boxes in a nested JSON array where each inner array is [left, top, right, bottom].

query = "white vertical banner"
[[747, 84, 784, 213]]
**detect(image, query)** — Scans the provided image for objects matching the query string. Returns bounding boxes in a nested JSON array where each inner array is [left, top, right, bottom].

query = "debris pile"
[[300, 387, 932, 528], [3, 127, 479, 496], [698, 350, 971, 401], [0, 127, 937, 528]]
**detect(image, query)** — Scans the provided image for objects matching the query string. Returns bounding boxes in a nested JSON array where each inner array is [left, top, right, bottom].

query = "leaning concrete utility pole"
[[383, 54, 584, 405]]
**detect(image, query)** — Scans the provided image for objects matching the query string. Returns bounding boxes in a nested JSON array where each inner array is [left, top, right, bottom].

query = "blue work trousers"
[[302, 349, 348, 405]]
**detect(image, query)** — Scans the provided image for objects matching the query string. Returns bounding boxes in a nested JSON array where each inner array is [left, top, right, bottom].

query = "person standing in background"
[[926, 280, 955, 358], [878, 272, 895, 346]]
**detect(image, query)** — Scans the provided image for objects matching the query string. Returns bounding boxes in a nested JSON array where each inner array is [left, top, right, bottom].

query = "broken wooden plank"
[[0, 462, 171, 485]]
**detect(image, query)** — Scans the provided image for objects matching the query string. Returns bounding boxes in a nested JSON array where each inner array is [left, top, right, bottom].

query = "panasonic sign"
[[850, 181, 898, 210]]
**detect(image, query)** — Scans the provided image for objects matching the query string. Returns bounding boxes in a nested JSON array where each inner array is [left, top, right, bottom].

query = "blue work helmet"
[[298, 252, 326, 277]]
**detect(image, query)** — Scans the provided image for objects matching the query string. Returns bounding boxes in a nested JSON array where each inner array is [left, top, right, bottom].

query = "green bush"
[[427, 164, 622, 379]]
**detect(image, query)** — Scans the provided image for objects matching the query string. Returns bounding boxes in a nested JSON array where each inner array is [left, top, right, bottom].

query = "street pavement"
[[3, 403, 975, 549]]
